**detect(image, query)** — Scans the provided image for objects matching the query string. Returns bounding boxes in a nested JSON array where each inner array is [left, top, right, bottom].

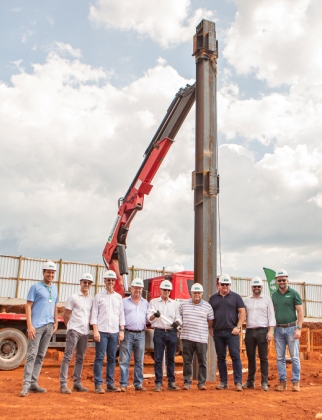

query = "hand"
[[171, 321, 180, 330], [209, 328, 214, 338], [153, 310, 161, 318], [231, 327, 240, 335], [266, 331, 274, 342], [28, 325, 36, 340], [118, 331, 124, 343], [94, 331, 100, 342], [53, 323, 58, 334], [294, 328, 301, 339]]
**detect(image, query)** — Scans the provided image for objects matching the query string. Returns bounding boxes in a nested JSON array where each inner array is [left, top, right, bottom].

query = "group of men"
[[19, 261, 303, 396]]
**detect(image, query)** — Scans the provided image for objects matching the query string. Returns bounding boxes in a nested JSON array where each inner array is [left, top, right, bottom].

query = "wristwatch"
[[235, 326, 241, 330], [120, 329, 125, 332], [296, 326, 302, 330]]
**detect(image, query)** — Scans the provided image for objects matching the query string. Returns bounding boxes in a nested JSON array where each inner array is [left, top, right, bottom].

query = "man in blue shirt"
[[119, 278, 148, 391], [20, 261, 58, 397]]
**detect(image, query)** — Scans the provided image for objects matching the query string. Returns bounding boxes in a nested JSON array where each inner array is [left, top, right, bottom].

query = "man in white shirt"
[[243, 277, 276, 391], [91, 270, 125, 394], [147, 279, 182, 392], [60, 273, 94, 394], [180, 283, 214, 391]]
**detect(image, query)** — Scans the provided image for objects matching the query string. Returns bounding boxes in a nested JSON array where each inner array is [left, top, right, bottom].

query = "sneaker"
[[216, 382, 228, 390], [275, 380, 287, 392], [95, 385, 105, 394], [19, 385, 29, 397], [198, 384, 207, 391], [242, 381, 255, 389], [135, 386, 146, 391], [72, 383, 88, 392], [106, 385, 121, 392], [235, 383, 243, 392], [182, 383, 191, 390], [120, 386, 127, 392], [292, 381, 300, 392], [167, 382, 180, 391], [261, 382, 269, 392], [29, 383, 47, 393], [60, 385, 72, 394], [154, 383, 162, 392]]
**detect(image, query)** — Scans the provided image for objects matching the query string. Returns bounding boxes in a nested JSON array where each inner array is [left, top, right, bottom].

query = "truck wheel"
[[0, 328, 28, 371]]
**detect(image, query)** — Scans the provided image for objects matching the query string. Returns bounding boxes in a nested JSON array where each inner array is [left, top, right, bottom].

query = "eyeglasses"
[[220, 283, 230, 286], [161, 289, 170, 292], [277, 279, 287, 283], [81, 281, 92, 285], [252, 286, 262, 289]]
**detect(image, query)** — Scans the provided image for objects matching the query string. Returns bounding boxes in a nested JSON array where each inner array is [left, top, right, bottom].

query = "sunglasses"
[[81, 281, 92, 285], [252, 286, 262, 289], [161, 289, 170, 292], [220, 283, 230, 286], [105, 279, 116, 282], [277, 279, 287, 283]]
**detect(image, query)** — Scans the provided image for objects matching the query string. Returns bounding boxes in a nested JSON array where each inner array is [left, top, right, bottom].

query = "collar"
[[189, 298, 203, 306], [104, 289, 114, 295], [78, 291, 90, 297], [158, 296, 172, 302], [129, 296, 144, 303], [217, 290, 231, 297], [250, 294, 264, 299], [277, 286, 290, 295]]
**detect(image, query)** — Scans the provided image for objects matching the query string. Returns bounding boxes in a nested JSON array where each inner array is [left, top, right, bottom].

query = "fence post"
[[303, 282, 307, 317], [95, 264, 100, 295], [131, 265, 135, 283], [162, 267, 165, 275], [15, 255, 23, 298], [57, 259, 63, 301]]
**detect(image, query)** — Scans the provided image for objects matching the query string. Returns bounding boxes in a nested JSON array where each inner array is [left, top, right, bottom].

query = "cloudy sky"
[[1, 0, 322, 283]]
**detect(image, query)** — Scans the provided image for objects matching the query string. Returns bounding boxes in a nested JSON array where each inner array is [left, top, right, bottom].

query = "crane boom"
[[102, 83, 196, 295]]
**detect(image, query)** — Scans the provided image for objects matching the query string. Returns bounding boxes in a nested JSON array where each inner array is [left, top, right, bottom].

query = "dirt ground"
[[1, 350, 322, 420]]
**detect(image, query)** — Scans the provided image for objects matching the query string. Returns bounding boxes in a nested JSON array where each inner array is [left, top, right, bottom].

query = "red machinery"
[[102, 84, 196, 295]]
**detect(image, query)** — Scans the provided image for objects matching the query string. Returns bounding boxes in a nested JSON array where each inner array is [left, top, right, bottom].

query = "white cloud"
[[223, 0, 322, 87], [89, 0, 214, 48], [53, 42, 82, 59]]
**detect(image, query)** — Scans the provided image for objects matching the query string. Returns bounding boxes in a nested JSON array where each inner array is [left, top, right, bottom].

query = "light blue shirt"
[[123, 296, 148, 331], [27, 282, 58, 328]]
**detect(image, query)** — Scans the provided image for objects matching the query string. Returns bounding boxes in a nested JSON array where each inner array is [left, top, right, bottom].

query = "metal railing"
[[1, 254, 321, 318]]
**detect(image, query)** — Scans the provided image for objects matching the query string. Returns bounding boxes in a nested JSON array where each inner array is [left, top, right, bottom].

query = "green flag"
[[263, 267, 277, 297]]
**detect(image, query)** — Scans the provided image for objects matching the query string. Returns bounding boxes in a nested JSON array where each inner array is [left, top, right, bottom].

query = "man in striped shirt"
[[179, 283, 214, 390]]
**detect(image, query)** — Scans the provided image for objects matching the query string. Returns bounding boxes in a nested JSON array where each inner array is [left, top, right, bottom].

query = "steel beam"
[[193, 19, 219, 381]]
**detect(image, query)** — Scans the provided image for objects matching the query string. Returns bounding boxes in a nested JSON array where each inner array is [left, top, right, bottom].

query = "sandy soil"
[[1, 349, 322, 420]]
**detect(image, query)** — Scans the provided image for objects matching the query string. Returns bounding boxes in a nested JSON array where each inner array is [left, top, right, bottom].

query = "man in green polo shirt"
[[272, 269, 303, 392]]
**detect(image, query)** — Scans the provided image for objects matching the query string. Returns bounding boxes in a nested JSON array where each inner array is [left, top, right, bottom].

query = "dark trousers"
[[245, 328, 269, 384], [153, 329, 177, 385], [182, 339, 207, 387], [214, 329, 242, 385]]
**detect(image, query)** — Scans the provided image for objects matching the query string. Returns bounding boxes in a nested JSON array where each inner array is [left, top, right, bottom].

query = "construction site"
[[1, 8, 322, 420]]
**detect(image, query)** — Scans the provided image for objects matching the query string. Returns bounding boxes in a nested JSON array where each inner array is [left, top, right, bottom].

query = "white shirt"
[[179, 299, 214, 344], [90, 289, 125, 333], [65, 291, 93, 334], [243, 294, 276, 328], [147, 297, 182, 329]]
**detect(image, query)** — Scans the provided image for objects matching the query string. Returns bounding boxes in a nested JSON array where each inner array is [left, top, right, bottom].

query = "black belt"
[[247, 327, 268, 330], [125, 329, 145, 333], [154, 328, 174, 332], [277, 321, 297, 328]]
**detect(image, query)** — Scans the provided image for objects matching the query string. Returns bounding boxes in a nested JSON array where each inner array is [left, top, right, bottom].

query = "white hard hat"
[[219, 274, 232, 284], [275, 269, 288, 278], [103, 270, 117, 279], [43, 261, 57, 271], [250, 277, 263, 287], [191, 283, 204, 292], [80, 273, 93, 283], [160, 279, 172, 290], [131, 278, 144, 288]]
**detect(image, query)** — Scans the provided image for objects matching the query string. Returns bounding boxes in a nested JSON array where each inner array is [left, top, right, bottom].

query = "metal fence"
[[1, 254, 321, 318]]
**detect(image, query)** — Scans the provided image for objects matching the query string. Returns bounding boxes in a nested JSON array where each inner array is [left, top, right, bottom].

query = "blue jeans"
[[274, 326, 301, 382], [94, 332, 119, 386], [119, 330, 145, 388], [153, 329, 178, 385], [214, 329, 242, 385]]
